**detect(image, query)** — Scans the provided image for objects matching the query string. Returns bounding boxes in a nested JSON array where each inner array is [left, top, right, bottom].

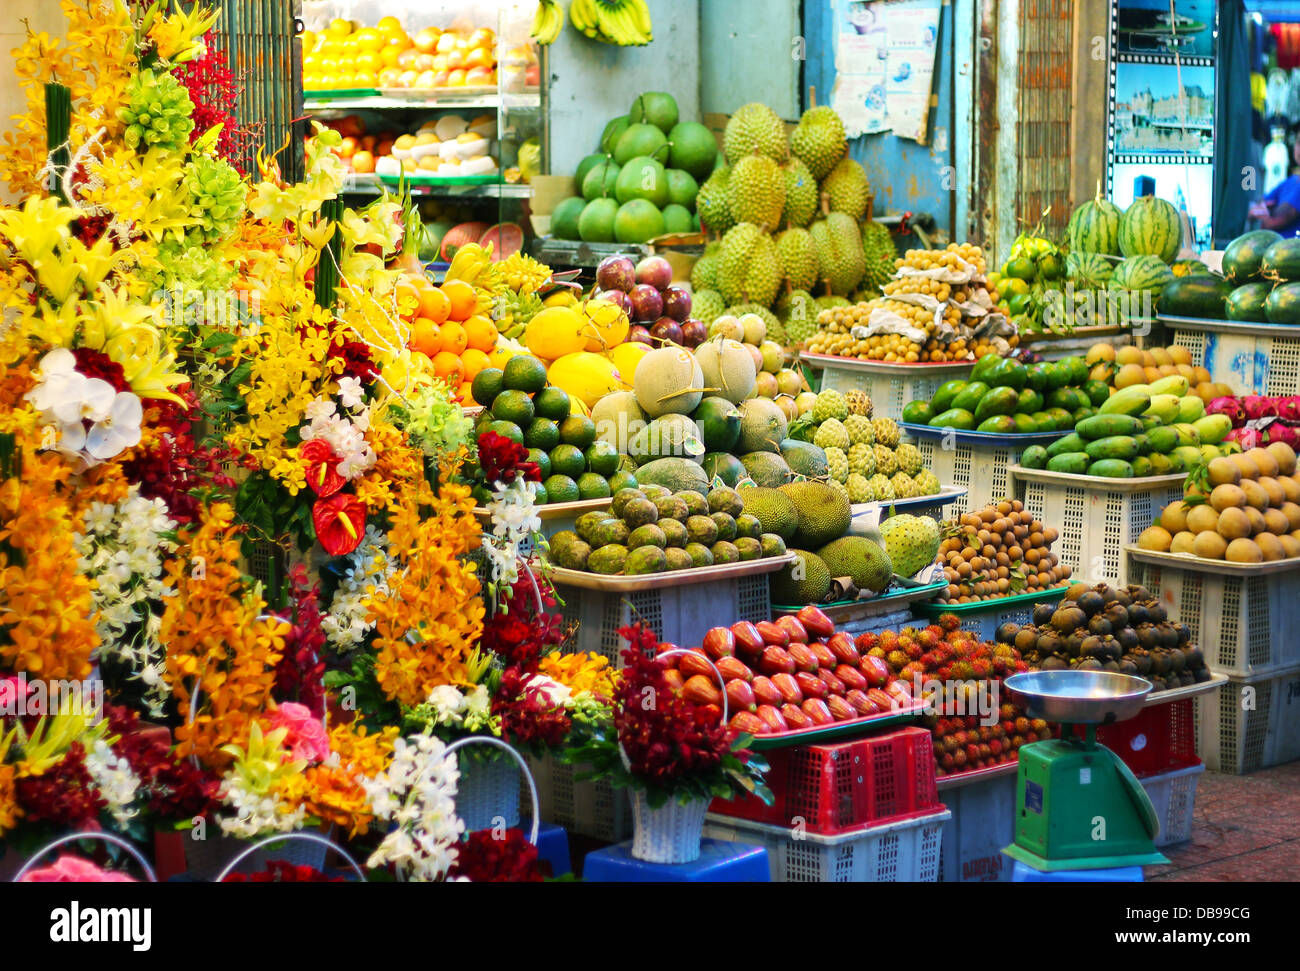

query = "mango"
[[1099, 386, 1151, 416], [1172, 445, 1204, 470], [1193, 413, 1232, 445], [1148, 374, 1191, 397], [1143, 393, 1182, 424], [1177, 395, 1206, 423], [1173, 423, 1201, 447]]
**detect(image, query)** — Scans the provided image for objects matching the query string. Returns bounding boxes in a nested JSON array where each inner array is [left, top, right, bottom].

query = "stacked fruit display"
[[783, 389, 944, 501], [667, 609, 917, 735], [469, 354, 630, 505], [1159, 229, 1300, 324], [707, 312, 807, 415], [1020, 374, 1234, 478], [987, 232, 1065, 334], [369, 114, 499, 180], [547, 483, 790, 574], [549, 92, 718, 245], [934, 500, 1071, 604], [998, 583, 1212, 691], [1137, 443, 1300, 563], [804, 243, 1015, 362], [1204, 394, 1300, 450], [1082, 342, 1231, 404], [904, 353, 1103, 434], [591, 254, 705, 347]]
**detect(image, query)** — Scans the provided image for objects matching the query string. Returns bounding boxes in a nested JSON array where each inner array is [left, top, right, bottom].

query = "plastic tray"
[[1142, 672, 1228, 705], [850, 485, 967, 517], [542, 552, 794, 593], [771, 574, 947, 618], [913, 583, 1071, 618], [1157, 313, 1300, 338], [304, 87, 380, 99], [378, 85, 502, 99], [1009, 465, 1188, 492], [800, 353, 976, 374], [1127, 546, 1300, 577], [935, 759, 1019, 790], [746, 698, 928, 751], [474, 496, 611, 524], [900, 422, 1067, 446]]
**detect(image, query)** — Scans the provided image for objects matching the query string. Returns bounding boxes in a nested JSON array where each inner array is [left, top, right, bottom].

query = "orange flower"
[[0, 764, 21, 836], [279, 721, 397, 837]]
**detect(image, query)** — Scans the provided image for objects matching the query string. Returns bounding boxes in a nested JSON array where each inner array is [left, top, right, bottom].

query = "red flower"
[[222, 861, 345, 882], [172, 32, 255, 171], [330, 338, 377, 382], [13, 743, 106, 828], [312, 493, 367, 556], [272, 565, 328, 718], [476, 431, 540, 485], [71, 347, 130, 393], [447, 829, 546, 882], [106, 706, 219, 820], [299, 439, 345, 497], [493, 666, 572, 748]]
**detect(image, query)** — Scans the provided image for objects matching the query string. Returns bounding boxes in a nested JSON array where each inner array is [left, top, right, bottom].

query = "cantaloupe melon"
[[633, 346, 706, 418], [694, 336, 756, 404], [546, 351, 625, 409], [591, 390, 646, 449]]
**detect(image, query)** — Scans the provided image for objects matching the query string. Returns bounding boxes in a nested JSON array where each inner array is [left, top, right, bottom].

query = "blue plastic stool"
[[583, 838, 770, 882], [1011, 860, 1144, 882], [535, 821, 571, 878]]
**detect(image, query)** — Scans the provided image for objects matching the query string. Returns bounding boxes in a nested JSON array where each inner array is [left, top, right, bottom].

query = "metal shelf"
[[339, 174, 533, 199], [303, 92, 542, 113]]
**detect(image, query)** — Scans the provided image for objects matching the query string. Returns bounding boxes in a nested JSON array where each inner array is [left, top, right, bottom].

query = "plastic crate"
[[937, 767, 1018, 882], [1013, 471, 1183, 588], [709, 726, 941, 835], [1192, 665, 1300, 774], [525, 752, 631, 842], [552, 572, 771, 665], [914, 438, 1027, 512], [914, 587, 1070, 642], [804, 357, 972, 420], [1127, 558, 1300, 678], [702, 808, 950, 882], [1166, 320, 1300, 395], [1093, 698, 1200, 778], [1140, 762, 1205, 847]]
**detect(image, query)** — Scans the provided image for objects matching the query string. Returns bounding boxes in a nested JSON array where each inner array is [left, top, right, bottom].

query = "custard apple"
[[813, 418, 851, 451], [848, 442, 877, 476], [846, 472, 874, 503], [890, 471, 915, 498], [828, 477, 850, 502], [895, 442, 923, 476], [873, 444, 897, 476], [844, 389, 873, 417], [824, 446, 849, 483], [844, 414, 875, 446], [872, 417, 900, 448], [913, 469, 940, 497], [811, 389, 849, 423], [868, 473, 895, 502]]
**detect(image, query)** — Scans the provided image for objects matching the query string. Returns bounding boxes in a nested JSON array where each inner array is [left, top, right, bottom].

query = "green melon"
[[1111, 255, 1175, 295], [1226, 282, 1272, 323], [550, 197, 587, 241], [1117, 195, 1181, 263], [1066, 195, 1123, 255], [1265, 282, 1300, 324], [1222, 229, 1283, 285], [1066, 251, 1114, 288]]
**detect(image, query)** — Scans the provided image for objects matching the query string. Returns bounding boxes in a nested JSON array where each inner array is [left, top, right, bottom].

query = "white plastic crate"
[[937, 768, 1018, 882], [525, 753, 631, 842], [1128, 557, 1300, 677], [1012, 468, 1185, 588], [703, 808, 950, 882], [1165, 319, 1300, 395], [915, 438, 1026, 512], [803, 356, 972, 421], [552, 572, 772, 665], [1189, 664, 1300, 774], [1140, 762, 1204, 848], [919, 590, 1067, 642]]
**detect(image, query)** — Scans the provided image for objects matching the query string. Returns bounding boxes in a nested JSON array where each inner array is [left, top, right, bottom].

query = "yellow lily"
[[220, 722, 305, 796], [0, 196, 75, 266]]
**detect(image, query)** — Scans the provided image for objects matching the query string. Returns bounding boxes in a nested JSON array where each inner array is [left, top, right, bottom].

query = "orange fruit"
[[441, 279, 478, 321], [351, 150, 375, 174], [417, 284, 451, 323], [460, 348, 490, 381], [379, 45, 403, 68], [439, 320, 468, 355], [410, 318, 442, 356], [394, 279, 421, 316], [432, 351, 464, 385], [463, 314, 497, 352]]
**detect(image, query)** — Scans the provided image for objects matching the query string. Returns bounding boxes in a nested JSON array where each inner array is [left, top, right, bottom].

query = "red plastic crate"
[[710, 726, 942, 835], [1090, 699, 1198, 778]]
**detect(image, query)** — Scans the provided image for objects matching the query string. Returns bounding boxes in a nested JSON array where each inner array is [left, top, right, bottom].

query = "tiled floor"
[[1149, 761, 1300, 881]]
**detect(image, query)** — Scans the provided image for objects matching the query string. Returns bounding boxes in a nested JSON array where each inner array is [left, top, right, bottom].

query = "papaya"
[[1047, 452, 1091, 474]]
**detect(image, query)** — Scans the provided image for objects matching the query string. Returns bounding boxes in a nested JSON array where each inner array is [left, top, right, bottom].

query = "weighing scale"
[[1002, 671, 1169, 872]]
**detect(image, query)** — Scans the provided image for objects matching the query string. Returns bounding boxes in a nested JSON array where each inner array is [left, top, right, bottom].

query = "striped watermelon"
[[1066, 196, 1122, 256], [1117, 196, 1181, 263], [1111, 255, 1175, 295], [1066, 251, 1114, 288]]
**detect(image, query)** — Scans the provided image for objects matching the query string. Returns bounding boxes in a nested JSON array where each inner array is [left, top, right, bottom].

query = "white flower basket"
[[630, 791, 711, 864], [456, 751, 522, 832]]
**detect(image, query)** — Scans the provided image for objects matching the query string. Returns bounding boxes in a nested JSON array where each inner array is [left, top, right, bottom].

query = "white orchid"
[[85, 391, 143, 460], [337, 375, 365, 410]]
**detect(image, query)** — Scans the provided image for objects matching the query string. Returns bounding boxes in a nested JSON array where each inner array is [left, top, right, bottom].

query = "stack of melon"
[[1172, 229, 1300, 325]]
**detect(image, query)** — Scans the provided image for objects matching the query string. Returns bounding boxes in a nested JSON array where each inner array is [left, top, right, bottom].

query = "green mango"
[[974, 386, 1020, 422], [930, 379, 968, 415], [1016, 388, 1044, 414], [929, 407, 976, 430], [976, 414, 1019, 434], [950, 382, 990, 413]]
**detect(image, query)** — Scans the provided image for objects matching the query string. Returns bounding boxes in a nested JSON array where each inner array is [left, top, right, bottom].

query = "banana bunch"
[[531, 0, 565, 45], [569, 0, 653, 46]]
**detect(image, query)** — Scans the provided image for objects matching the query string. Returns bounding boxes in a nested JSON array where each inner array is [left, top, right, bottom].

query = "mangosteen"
[[1194, 667, 1211, 683], [1117, 627, 1140, 652], [1128, 603, 1150, 626], [1081, 634, 1105, 659], [1129, 649, 1153, 675], [1015, 627, 1039, 653], [996, 622, 1020, 645], [1065, 631, 1088, 658], [1129, 585, 1151, 602], [1033, 602, 1056, 626], [1115, 589, 1133, 607], [1151, 650, 1171, 676], [1065, 583, 1087, 601], [1076, 658, 1104, 671], [1103, 660, 1122, 672], [1036, 631, 1063, 657], [1182, 645, 1204, 670], [1118, 659, 1139, 676], [1077, 591, 1105, 617], [1178, 670, 1195, 687], [1105, 603, 1130, 629], [1167, 645, 1186, 672], [1147, 675, 1167, 692], [1174, 624, 1191, 646], [1137, 624, 1159, 650], [1098, 584, 1117, 604], [1145, 601, 1167, 624], [1041, 655, 1068, 671], [1102, 636, 1123, 662], [1052, 606, 1086, 634], [1088, 615, 1113, 637], [1158, 624, 1179, 650]]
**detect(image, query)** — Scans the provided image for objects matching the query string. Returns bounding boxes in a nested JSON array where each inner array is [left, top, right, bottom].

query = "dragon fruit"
[[1242, 395, 1278, 421], [1207, 396, 1246, 427], [1276, 396, 1300, 422], [1261, 421, 1300, 448], [1226, 426, 1261, 449]]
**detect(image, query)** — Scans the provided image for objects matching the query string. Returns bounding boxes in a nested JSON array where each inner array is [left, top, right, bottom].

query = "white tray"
[[543, 552, 795, 592], [1009, 464, 1188, 493], [800, 352, 975, 375], [1126, 546, 1300, 577], [474, 496, 611, 523]]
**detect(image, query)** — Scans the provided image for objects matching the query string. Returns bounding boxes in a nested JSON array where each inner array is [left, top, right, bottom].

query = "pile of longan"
[[936, 500, 1072, 603], [895, 242, 987, 276]]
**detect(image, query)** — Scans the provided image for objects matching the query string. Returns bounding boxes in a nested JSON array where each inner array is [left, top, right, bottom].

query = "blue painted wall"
[[801, 0, 956, 236]]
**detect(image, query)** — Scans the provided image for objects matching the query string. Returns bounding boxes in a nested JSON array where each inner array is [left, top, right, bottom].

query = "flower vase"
[[456, 751, 521, 832], [629, 790, 709, 864]]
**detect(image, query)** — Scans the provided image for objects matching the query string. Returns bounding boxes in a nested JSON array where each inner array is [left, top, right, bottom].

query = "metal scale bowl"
[[1001, 671, 1169, 872]]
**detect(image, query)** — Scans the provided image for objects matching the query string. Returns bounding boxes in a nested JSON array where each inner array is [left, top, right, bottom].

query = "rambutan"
[[938, 613, 961, 633], [905, 643, 923, 661], [855, 632, 878, 652], [868, 647, 887, 658], [886, 650, 909, 670]]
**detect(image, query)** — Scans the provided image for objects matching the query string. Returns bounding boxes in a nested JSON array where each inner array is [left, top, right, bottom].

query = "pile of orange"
[[398, 275, 502, 401], [302, 17, 501, 92]]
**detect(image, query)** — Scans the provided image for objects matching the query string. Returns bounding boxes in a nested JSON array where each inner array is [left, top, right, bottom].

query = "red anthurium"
[[312, 492, 367, 555], [299, 439, 345, 497]]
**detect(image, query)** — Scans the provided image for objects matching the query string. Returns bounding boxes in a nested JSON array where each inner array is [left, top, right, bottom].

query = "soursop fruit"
[[811, 389, 848, 423], [879, 513, 942, 579], [848, 442, 877, 477], [824, 446, 849, 483], [821, 157, 870, 220], [873, 444, 897, 476], [723, 103, 788, 163], [872, 417, 900, 448], [728, 154, 786, 229], [782, 158, 819, 228], [913, 469, 940, 497], [789, 105, 847, 179], [844, 389, 873, 417], [844, 414, 875, 446], [890, 471, 915, 499], [846, 472, 874, 503], [813, 418, 850, 452], [868, 473, 895, 502], [895, 442, 923, 476]]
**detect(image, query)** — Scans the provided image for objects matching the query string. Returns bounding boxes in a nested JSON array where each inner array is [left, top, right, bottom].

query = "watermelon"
[[1226, 282, 1272, 322], [1260, 237, 1300, 283], [1066, 251, 1114, 288], [1111, 255, 1175, 294], [1117, 195, 1181, 263], [1265, 282, 1300, 324], [1171, 259, 1207, 277], [1066, 195, 1122, 255], [418, 220, 454, 261], [439, 221, 491, 261], [1222, 229, 1282, 284], [1158, 276, 1230, 319], [480, 223, 524, 260]]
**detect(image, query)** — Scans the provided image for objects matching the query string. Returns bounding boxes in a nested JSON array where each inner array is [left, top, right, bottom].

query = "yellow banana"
[[620, 1, 650, 44], [532, 0, 564, 44], [630, 0, 653, 40], [571, 0, 600, 37], [594, 0, 626, 44]]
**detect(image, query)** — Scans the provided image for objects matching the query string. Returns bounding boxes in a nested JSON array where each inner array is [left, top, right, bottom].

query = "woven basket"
[[183, 829, 330, 880], [630, 791, 710, 864], [457, 750, 522, 832]]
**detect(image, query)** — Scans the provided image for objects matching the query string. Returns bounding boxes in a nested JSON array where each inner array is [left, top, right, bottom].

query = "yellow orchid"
[[147, 0, 220, 64], [10, 705, 111, 779], [32, 253, 84, 305], [298, 216, 336, 252]]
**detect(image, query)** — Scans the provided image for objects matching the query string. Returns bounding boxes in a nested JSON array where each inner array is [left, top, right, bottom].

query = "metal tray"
[[850, 485, 967, 517], [912, 583, 1071, 617], [899, 422, 1067, 447], [1125, 546, 1300, 577], [1142, 671, 1228, 705], [543, 552, 795, 593], [935, 759, 1019, 791], [1156, 314, 1300, 338], [746, 699, 928, 751], [799, 352, 975, 375], [771, 574, 947, 618], [474, 496, 610, 524], [1009, 464, 1187, 492]]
